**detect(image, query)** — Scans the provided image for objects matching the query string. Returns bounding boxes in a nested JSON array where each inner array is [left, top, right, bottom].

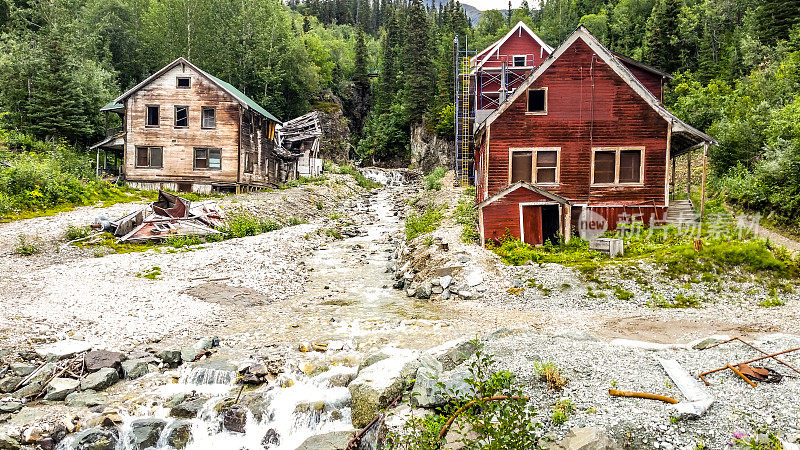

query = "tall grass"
[[423, 166, 447, 191], [405, 206, 444, 240]]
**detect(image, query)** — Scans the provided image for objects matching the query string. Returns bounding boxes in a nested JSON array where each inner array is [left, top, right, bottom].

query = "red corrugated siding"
[[481, 32, 551, 69], [485, 38, 669, 208], [481, 187, 555, 243]]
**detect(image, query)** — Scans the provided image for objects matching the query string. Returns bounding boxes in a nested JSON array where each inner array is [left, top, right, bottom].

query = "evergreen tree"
[[404, 0, 435, 122], [754, 0, 800, 45], [643, 0, 682, 73]]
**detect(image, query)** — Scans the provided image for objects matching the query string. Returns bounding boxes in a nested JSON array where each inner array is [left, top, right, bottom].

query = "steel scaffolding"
[[453, 36, 475, 187]]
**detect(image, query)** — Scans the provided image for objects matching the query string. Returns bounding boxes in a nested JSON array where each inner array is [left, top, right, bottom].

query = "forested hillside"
[[0, 0, 799, 222]]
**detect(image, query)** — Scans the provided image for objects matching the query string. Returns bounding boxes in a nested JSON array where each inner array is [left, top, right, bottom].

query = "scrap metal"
[[608, 389, 678, 404], [698, 347, 800, 386], [701, 337, 800, 377]]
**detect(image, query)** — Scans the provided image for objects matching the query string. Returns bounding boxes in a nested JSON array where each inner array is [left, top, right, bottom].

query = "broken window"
[[146, 105, 159, 127], [619, 149, 642, 183], [136, 146, 163, 168], [527, 88, 547, 114], [244, 152, 254, 173], [536, 150, 558, 184], [510, 150, 533, 183], [175, 106, 188, 128], [195, 148, 221, 170], [593, 150, 616, 184], [202, 107, 216, 129], [176, 77, 191, 88], [513, 55, 527, 67]]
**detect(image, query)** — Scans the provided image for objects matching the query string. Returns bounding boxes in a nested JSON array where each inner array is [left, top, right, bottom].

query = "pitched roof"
[[112, 58, 281, 124], [471, 21, 554, 72], [476, 26, 715, 152], [476, 181, 570, 209], [612, 52, 673, 80]]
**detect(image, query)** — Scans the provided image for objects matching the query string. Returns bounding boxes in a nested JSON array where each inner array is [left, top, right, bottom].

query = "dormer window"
[[176, 77, 191, 89], [513, 55, 527, 67], [527, 88, 547, 114]]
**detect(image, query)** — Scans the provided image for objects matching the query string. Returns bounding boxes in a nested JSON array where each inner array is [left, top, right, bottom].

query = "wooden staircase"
[[666, 199, 699, 225]]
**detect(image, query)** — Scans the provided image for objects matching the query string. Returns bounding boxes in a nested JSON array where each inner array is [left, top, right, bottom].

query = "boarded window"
[[208, 148, 221, 169], [513, 55, 526, 67], [619, 150, 642, 183], [136, 146, 162, 168], [510, 151, 533, 183], [202, 107, 216, 129], [176, 77, 191, 88], [527, 88, 546, 113], [175, 106, 188, 128], [244, 152, 254, 173], [593, 151, 616, 184], [536, 150, 558, 183], [146, 105, 159, 127]]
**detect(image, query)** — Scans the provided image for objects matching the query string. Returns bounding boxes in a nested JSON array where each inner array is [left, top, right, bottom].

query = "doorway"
[[521, 203, 561, 246]]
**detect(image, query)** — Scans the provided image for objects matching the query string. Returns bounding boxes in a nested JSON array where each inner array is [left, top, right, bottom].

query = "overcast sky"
[[461, 0, 532, 11]]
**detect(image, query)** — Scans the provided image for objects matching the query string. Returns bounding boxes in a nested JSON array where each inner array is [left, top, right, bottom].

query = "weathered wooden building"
[[471, 21, 553, 119], [474, 26, 715, 246], [92, 58, 298, 193]]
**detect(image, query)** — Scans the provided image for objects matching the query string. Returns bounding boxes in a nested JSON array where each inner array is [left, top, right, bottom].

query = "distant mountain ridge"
[[424, 0, 483, 24]]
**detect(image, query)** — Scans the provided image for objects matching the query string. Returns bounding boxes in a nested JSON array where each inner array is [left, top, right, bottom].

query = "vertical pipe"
[[687, 152, 691, 200], [700, 143, 708, 220]]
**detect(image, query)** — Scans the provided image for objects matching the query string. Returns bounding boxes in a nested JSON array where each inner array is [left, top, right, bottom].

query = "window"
[[176, 77, 191, 88], [135, 146, 163, 168], [513, 55, 527, 67], [510, 151, 533, 183], [593, 150, 616, 184], [619, 150, 642, 183], [194, 148, 221, 170], [146, 105, 159, 127], [592, 147, 644, 185], [536, 150, 558, 183], [509, 148, 560, 184], [527, 88, 547, 114], [175, 106, 188, 128], [202, 107, 216, 129]]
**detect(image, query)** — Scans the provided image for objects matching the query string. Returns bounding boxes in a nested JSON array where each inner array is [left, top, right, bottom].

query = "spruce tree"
[[405, 0, 435, 122], [643, 0, 681, 73]]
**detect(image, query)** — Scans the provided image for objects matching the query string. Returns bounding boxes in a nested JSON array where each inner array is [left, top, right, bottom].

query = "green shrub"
[[331, 164, 381, 189], [453, 196, 478, 243], [552, 399, 574, 425], [405, 206, 444, 240], [164, 234, 204, 248], [64, 224, 92, 241], [221, 214, 281, 238], [13, 235, 43, 255], [423, 166, 447, 191], [656, 294, 703, 308]]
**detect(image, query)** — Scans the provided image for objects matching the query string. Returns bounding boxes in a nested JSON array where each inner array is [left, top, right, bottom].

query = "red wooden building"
[[471, 22, 553, 119], [473, 26, 715, 246]]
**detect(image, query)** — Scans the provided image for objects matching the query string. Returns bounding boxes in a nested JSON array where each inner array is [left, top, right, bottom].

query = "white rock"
[[464, 269, 483, 287], [35, 340, 92, 360]]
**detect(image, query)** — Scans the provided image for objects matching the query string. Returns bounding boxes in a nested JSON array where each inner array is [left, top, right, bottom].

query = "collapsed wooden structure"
[[278, 111, 323, 177]]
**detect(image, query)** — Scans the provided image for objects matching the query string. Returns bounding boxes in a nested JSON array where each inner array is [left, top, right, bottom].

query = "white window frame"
[[508, 147, 561, 185], [525, 87, 548, 115], [512, 54, 527, 67], [590, 146, 645, 186]]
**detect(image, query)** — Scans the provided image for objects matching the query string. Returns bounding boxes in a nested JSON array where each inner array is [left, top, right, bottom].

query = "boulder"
[[180, 337, 218, 363], [416, 282, 432, 299], [0, 400, 22, 413], [295, 430, 357, 450], [80, 368, 119, 392], [424, 338, 478, 371], [35, 340, 92, 361], [11, 382, 43, 400], [349, 355, 420, 427], [121, 359, 152, 380], [222, 404, 248, 433], [169, 397, 206, 419], [128, 418, 166, 449], [69, 428, 118, 450], [410, 366, 445, 408], [547, 427, 621, 450], [439, 275, 452, 289], [84, 351, 125, 372], [0, 433, 21, 450], [26, 363, 56, 387], [261, 429, 280, 448], [0, 377, 22, 394], [10, 364, 35, 378], [44, 378, 80, 401], [65, 390, 107, 407], [312, 366, 358, 388], [360, 347, 417, 371], [164, 420, 192, 449], [155, 350, 181, 366]]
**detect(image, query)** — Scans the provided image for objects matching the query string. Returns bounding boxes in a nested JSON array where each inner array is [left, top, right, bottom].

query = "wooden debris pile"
[[92, 190, 225, 243]]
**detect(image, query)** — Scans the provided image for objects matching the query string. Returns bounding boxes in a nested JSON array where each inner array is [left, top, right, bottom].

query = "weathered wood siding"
[[480, 187, 559, 243], [124, 64, 240, 185], [238, 109, 281, 185], [620, 61, 663, 102], [485, 38, 669, 208]]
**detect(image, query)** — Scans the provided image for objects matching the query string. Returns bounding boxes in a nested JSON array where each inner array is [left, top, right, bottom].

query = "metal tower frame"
[[453, 36, 475, 187]]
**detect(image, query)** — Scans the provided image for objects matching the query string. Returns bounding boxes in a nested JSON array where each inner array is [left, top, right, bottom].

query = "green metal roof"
[[200, 70, 282, 124], [100, 101, 124, 112]]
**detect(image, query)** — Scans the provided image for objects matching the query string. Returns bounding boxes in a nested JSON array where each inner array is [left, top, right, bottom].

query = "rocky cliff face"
[[311, 91, 351, 164], [410, 123, 453, 173]]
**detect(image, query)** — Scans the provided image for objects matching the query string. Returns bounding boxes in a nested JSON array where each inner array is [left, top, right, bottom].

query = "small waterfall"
[[360, 168, 409, 186], [182, 367, 236, 386]]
